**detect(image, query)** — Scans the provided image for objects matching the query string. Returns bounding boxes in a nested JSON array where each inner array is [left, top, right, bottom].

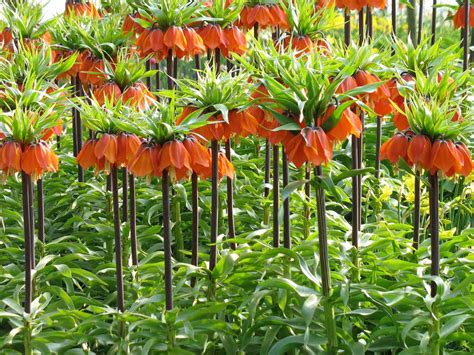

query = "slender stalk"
[[22, 173, 32, 314], [209, 140, 219, 270], [344, 8, 351, 47], [37, 178, 45, 245], [358, 9, 365, 45], [71, 76, 78, 158], [28, 178, 35, 269], [167, 50, 174, 90], [106, 174, 112, 192], [314, 166, 338, 351], [145, 60, 152, 89], [225, 140, 236, 250], [263, 139, 271, 225], [470, 28, 474, 63], [351, 136, 360, 249], [418, 0, 424, 45], [191, 173, 199, 286], [374, 117, 382, 179], [429, 173, 439, 297], [392, 0, 397, 36], [304, 166, 311, 239], [75, 76, 84, 182], [431, 0, 437, 44], [162, 169, 173, 310], [194, 55, 201, 73], [155, 62, 161, 91], [111, 167, 125, 313], [366, 6, 373, 39], [282, 148, 290, 249], [462, 0, 470, 71], [129, 174, 138, 266], [272, 144, 280, 247], [413, 171, 421, 250], [122, 168, 128, 223]]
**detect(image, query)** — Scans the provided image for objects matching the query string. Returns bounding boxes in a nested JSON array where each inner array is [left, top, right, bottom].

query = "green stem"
[[314, 166, 338, 352], [24, 320, 32, 355]]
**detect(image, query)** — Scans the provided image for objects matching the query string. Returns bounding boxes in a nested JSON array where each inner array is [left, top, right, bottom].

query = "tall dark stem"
[[75, 76, 84, 182], [314, 166, 338, 350], [429, 173, 439, 297], [129, 174, 138, 266], [145, 60, 152, 89], [392, 0, 397, 36], [37, 179, 45, 245], [264, 139, 271, 224], [351, 135, 360, 249], [413, 171, 421, 250], [375, 117, 382, 179], [418, 0, 424, 45], [155, 62, 161, 91], [366, 6, 373, 39], [111, 167, 125, 313], [22, 173, 32, 313], [462, 0, 470, 71], [162, 170, 173, 310], [191, 173, 199, 281], [344, 8, 351, 46], [225, 140, 236, 250], [304, 166, 311, 239], [209, 140, 219, 270], [358, 9, 365, 45], [122, 168, 128, 223], [272, 144, 280, 247], [282, 148, 290, 249], [431, 0, 437, 44], [28, 178, 35, 269], [167, 50, 174, 90]]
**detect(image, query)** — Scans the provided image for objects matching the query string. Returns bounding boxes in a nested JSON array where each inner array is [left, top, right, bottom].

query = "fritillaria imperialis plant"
[[0, 0, 52, 53], [125, 99, 215, 310], [174, 66, 251, 266], [237, 0, 288, 31]]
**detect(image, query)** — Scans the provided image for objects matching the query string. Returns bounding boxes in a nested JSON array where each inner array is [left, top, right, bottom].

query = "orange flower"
[[21, 142, 59, 181], [336, 76, 358, 95], [77, 139, 103, 172], [93, 82, 122, 105], [0, 27, 14, 48], [326, 107, 362, 142], [268, 5, 289, 29], [218, 152, 234, 180], [65, 1, 100, 18], [163, 26, 187, 53], [122, 12, 145, 35], [248, 5, 275, 28], [429, 139, 463, 176], [55, 50, 82, 79], [380, 132, 410, 164], [453, 5, 474, 29], [41, 120, 64, 141], [183, 135, 211, 178], [94, 134, 118, 172], [193, 116, 226, 142], [79, 52, 106, 86], [116, 133, 141, 167], [128, 143, 157, 178], [366, 0, 387, 9], [221, 26, 246, 57], [157, 140, 193, 182], [335, 0, 366, 11], [353, 69, 390, 107], [284, 35, 313, 54], [225, 109, 259, 138], [0, 141, 22, 176], [284, 127, 332, 168], [176, 106, 197, 125], [454, 142, 473, 177], [198, 25, 228, 50], [176, 27, 206, 58], [122, 82, 156, 111], [407, 134, 432, 170]]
